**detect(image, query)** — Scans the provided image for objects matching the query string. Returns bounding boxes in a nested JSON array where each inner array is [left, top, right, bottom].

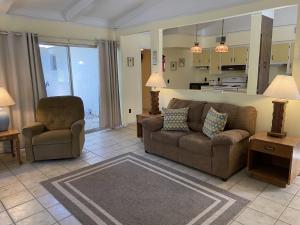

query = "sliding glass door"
[[39, 44, 100, 131]]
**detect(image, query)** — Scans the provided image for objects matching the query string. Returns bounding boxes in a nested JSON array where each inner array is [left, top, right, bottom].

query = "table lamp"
[[0, 88, 15, 131], [263, 75, 300, 138], [146, 73, 166, 115]]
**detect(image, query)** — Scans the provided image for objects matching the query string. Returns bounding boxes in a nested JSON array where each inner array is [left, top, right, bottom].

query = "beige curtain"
[[0, 32, 46, 140], [99, 40, 122, 129]]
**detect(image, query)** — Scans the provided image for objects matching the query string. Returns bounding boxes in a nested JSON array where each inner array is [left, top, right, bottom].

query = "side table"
[[0, 129, 22, 164], [248, 132, 300, 187]]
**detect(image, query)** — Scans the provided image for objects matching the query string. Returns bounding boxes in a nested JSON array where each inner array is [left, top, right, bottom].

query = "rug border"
[[41, 152, 249, 225]]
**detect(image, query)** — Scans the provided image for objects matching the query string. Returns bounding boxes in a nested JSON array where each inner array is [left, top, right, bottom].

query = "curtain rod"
[[0, 30, 103, 42]]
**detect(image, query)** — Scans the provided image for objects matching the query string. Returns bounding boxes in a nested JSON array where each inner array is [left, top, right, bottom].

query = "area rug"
[[41, 153, 249, 225]]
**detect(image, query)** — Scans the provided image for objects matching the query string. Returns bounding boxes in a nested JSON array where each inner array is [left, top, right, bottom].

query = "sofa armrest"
[[22, 122, 45, 137], [212, 129, 250, 146], [142, 117, 163, 132], [71, 120, 85, 136]]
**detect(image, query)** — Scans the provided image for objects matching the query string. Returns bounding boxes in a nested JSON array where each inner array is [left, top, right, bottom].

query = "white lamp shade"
[[263, 75, 300, 100], [0, 88, 15, 107], [146, 73, 166, 88]]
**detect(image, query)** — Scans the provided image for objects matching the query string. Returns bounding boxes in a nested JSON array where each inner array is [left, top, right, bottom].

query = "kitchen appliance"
[[221, 65, 247, 71], [202, 76, 247, 92], [189, 83, 209, 90]]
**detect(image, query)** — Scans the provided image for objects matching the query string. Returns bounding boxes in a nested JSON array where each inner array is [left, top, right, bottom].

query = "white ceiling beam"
[[112, 0, 163, 28], [0, 0, 14, 14], [63, 0, 94, 22]]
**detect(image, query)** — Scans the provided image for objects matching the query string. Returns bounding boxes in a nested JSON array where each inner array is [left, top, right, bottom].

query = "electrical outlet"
[[129, 109, 132, 113]]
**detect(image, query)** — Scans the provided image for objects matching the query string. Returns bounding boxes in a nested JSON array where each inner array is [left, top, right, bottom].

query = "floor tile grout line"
[[2, 152, 61, 225], [274, 193, 299, 225], [1, 127, 299, 225]]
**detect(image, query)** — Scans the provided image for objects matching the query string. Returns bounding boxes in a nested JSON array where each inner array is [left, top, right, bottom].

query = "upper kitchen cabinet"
[[192, 53, 201, 66], [192, 49, 210, 66], [201, 49, 211, 66], [210, 51, 221, 74], [289, 42, 295, 73], [221, 48, 234, 65], [271, 43, 290, 64], [233, 47, 249, 65]]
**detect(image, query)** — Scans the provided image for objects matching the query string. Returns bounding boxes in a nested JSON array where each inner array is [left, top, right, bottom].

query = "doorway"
[[141, 49, 151, 113], [39, 44, 100, 132]]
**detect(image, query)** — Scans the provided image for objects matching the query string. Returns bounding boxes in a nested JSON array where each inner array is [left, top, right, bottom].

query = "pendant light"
[[215, 19, 229, 53], [191, 24, 202, 54]]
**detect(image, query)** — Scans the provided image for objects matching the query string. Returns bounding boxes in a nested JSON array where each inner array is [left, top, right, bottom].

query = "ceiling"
[[0, 0, 266, 28]]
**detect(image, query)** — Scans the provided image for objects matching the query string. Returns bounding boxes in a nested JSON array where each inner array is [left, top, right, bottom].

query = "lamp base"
[[267, 131, 287, 138], [149, 91, 161, 115], [267, 100, 287, 139], [0, 108, 9, 132]]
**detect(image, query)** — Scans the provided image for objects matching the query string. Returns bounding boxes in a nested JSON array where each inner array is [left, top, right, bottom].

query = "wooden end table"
[[136, 113, 162, 138], [248, 132, 300, 187], [0, 129, 22, 165]]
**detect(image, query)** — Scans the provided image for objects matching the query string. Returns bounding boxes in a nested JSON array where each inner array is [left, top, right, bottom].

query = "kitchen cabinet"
[[192, 53, 201, 66], [201, 49, 211, 66], [271, 43, 289, 64], [288, 42, 295, 74], [209, 51, 221, 74], [221, 48, 234, 65], [234, 47, 248, 65], [193, 49, 210, 66]]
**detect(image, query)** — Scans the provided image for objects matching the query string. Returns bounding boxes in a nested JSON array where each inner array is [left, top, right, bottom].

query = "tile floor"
[[0, 124, 300, 225]]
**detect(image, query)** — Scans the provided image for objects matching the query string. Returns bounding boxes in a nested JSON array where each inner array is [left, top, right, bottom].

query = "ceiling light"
[[215, 19, 229, 53], [191, 24, 202, 54]]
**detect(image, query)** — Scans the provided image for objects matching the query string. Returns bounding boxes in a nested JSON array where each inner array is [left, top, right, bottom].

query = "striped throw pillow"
[[162, 107, 189, 131], [203, 107, 228, 138]]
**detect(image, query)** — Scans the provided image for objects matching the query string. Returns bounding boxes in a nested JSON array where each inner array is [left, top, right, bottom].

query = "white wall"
[[163, 48, 195, 89], [120, 32, 151, 125], [118, 0, 300, 136]]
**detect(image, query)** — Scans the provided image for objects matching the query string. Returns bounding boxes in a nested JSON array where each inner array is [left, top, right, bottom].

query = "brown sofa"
[[142, 98, 257, 180], [23, 96, 85, 162]]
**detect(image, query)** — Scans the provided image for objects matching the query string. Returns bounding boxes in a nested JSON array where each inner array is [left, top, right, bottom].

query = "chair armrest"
[[71, 120, 85, 136], [142, 117, 163, 132], [212, 129, 250, 146], [22, 122, 45, 137]]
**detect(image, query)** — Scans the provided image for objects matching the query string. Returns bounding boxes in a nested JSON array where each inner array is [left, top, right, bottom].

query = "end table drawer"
[[250, 139, 292, 159]]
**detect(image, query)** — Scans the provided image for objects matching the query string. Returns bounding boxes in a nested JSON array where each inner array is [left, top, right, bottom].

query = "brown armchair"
[[23, 96, 85, 162]]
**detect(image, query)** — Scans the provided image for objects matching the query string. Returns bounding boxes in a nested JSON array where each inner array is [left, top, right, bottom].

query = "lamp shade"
[[263, 75, 300, 100], [191, 42, 202, 54], [215, 44, 229, 53], [146, 73, 166, 88], [0, 88, 15, 107]]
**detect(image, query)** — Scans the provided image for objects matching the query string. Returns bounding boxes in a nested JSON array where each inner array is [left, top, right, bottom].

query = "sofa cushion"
[[179, 132, 212, 157], [152, 131, 188, 146], [212, 129, 250, 145], [203, 107, 228, 138], [162, 107, 189, 131], [168, 98, 206, 131], [32, 130, 71, 145]]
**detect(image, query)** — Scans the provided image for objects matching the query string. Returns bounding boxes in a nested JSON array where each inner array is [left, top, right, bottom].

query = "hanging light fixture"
[[215, 19, 229, 53], [191, 24, 202, 54]]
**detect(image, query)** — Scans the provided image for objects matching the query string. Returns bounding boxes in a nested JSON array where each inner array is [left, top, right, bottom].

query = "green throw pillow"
[[203, 107, 228, 138], [162, 107, 189, 131]]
